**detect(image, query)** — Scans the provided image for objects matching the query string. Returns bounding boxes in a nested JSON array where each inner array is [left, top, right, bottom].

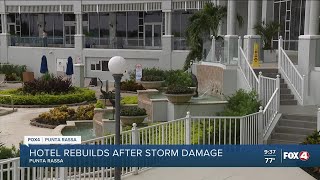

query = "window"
[[91, 60, 109, 71], [102, 61, 109, 71]]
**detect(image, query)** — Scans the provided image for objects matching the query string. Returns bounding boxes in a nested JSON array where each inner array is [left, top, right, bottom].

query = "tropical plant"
[[95, 100, 105, 109], [121, 96, 138, 105], [22, 75, 73, 95], [164, 70, 193, 87], [254, 21, 280, 50], [184, 3, 227, 70], [120, 80, 145, 92], [0, 63, 26, 81]]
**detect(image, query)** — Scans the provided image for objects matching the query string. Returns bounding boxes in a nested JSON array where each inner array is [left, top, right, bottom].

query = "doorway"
[[144, 23, 162, 48]]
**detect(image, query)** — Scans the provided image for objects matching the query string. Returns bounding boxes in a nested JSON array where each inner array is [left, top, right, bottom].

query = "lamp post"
[[108, 56, 127, 180]]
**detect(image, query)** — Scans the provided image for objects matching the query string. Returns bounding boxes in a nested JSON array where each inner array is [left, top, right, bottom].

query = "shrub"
[[165, 85, 194, 94], [36, 104, 95, 126], [75, 104, 95, 120], [120, 106, 147, 116], [302, 131, 320, 144], [0, 145, 20, 159], [0, 87, 96, 105], [121, 96, 138, 105], [95, 100, 105, 109], [164, 70, 193, 87], [22, 75, 73, 95], [222, 89, 261, 116], [0, 63, 26, 81], [141, 67, 165, 81], [120, 80, 145, 92]]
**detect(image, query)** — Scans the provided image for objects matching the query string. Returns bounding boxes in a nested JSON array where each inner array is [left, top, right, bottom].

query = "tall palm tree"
[[184, 3, 227, 70]]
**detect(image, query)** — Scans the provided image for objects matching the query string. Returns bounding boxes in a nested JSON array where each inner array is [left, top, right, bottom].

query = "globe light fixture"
[[108, 56, 127, 74], [108, 56, 127, 180]]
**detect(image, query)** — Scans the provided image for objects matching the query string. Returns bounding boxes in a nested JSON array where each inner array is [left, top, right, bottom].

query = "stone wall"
[[196, 64, 224, 96]]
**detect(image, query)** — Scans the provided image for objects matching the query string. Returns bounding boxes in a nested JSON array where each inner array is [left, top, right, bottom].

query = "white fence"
[[278, 36, 306, 105], [0, 111, 263, 180], [237, 36, 280, 139], [238, 37, 259, 92]]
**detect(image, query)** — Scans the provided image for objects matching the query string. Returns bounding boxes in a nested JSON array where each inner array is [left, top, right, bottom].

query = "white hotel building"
[[0, 0, 319, 104]]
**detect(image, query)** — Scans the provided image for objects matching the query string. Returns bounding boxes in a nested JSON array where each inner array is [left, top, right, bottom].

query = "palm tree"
[[254, 21, 280, 50], [184, 3, 227, 70]]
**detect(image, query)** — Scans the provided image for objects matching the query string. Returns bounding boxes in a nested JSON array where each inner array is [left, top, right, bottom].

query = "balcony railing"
[[84, 37, 162, 50], [9, 36, 69, 48]]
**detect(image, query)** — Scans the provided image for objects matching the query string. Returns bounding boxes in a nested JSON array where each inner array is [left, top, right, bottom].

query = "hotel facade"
[[0, 0, 319, 83]]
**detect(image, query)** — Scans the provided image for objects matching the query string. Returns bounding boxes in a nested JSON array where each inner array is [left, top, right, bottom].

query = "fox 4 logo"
[[283, 151, 310, 161]]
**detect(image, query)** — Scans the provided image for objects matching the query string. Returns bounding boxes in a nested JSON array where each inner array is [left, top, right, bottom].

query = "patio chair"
[[0, 74, 6, 87]]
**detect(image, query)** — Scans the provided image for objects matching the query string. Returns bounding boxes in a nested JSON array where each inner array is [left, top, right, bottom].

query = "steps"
[[269, 114, 316, 144], [254, 68, 297, 105]]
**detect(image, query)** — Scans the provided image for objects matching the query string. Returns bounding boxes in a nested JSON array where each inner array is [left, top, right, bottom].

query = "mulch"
[[301, 167, 320, 180]]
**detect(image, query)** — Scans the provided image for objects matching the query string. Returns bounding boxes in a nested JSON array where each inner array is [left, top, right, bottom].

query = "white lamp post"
[[108, 56, 126, 180]]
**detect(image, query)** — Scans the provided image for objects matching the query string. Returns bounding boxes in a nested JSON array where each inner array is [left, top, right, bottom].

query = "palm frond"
[[254, 21, 280, 50]]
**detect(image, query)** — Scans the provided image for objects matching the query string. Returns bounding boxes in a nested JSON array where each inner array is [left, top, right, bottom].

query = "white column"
[[304, 0, 311, 34], [227, 0, 236, 35], [308, 0, 320, 35], [2, 14, 7, 34], [164, 12, 168, 35], [248, 0, 259, 35], [167, 11, 172, 35]]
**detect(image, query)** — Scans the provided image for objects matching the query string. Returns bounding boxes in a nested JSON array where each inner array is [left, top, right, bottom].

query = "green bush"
[[302, 131, 320, 144], [164, 70, 193, 87], [0, 145, 19, 159], [95, 100, 105, 109], [36, 104, 95, 126], [165, 85, 194, 94], [0, 63, 26, 81], [0, 87, 96, 105], [121, 96, 138, 105], [120, 80, 145, 92], [120, 106, 146, 116], [22, 74, 73, 95], [141, 67, 165, 81], [222, 89, 261, 116]]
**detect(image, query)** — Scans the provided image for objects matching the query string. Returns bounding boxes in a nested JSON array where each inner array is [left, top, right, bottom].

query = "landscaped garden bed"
[[0, 74, 96, 106], [30, 105, 95, 129]]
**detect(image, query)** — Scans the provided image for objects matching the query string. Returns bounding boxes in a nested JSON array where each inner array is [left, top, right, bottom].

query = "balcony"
[[9, 36, 72, 48], [84, 37, 162, 50]]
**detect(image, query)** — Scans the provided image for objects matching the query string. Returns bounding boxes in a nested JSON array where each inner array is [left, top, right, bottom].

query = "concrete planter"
[[164, 93, 195, 103], [263, 50, 277, 62], [140, 81, 164, 89], [120, 115, 147, 126]]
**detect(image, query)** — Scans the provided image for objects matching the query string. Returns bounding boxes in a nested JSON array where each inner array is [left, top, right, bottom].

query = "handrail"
[[280, 48, 303, 80], [263, 88, 279, 114], [278, 36, 305, 105], [239, 47, 259, 83]]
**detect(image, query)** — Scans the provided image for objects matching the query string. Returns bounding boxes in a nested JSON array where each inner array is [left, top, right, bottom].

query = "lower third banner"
[[20, 145, 320, 167]]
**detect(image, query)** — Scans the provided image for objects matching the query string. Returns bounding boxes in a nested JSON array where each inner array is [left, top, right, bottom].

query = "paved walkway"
[[124, 167, 315, 180], [0, 108, 53, 147]]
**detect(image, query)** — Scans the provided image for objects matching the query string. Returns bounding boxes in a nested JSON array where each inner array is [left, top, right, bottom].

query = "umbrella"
[[66, 56, 74, 75], [40, 55, 48, 74]]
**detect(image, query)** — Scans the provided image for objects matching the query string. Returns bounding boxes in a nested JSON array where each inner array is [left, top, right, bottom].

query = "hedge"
[[0, 88, 96, 105]]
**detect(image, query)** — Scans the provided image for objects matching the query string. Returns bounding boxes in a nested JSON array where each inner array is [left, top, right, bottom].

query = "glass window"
[[116, 12, 126, 37], [102, 61, 109, 71], [54, 14, 63, 37], [96, 61, 101, 70], [29, 14, 38, 37], [99, 13, 109, 38], [127, 12, 138, 38], [89, 13, 99, 37], [20, 14, 29, 36], [44, 14, 55, 37], [64, 14, 75, 21], [7, 14, 16, 23]]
